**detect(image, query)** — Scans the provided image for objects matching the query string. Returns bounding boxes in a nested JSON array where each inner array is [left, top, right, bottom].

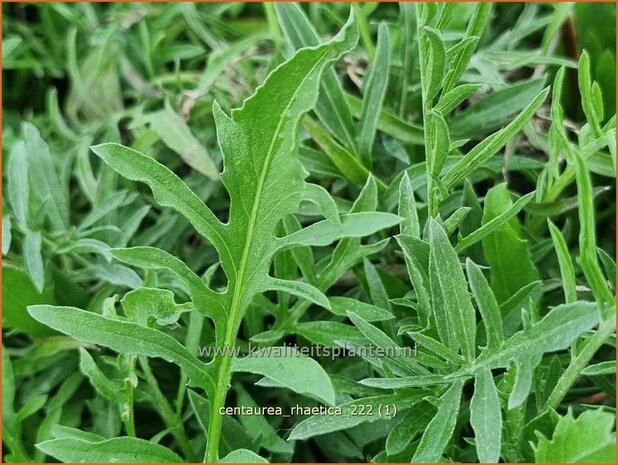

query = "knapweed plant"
[[2, 2, 616, 463]]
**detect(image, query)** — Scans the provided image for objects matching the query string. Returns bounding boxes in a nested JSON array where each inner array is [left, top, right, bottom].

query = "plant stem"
[[353, 3, 375, 60], [544, 315, 616, 411], [123, 386, 136, 436], [176, 311, 204, 417], [138, 356, 196, 461]]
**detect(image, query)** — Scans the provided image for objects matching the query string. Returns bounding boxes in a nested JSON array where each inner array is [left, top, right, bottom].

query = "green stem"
[[544, 315, 616, 411], [2, 427, 31, 462], [176, 311, 205, 417], [123, 386, 136, 436], [138, 356, 196, 461], [353, 4, 375, 60], [205, 355, 232, 462]]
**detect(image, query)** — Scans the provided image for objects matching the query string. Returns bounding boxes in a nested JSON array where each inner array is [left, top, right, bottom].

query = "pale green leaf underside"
[[36, 437, 183, 463], [232, 348, 336, 405], [219, 449, 269, 463], [27, 305, 214, 392]]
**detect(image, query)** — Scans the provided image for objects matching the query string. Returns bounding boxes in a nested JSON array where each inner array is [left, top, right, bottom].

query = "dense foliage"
[[2, 2, 616, 463]]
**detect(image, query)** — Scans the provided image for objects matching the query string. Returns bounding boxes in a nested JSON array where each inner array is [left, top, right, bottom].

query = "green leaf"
[[147, 102, 219, 180], [442, 87, 549, 189], [304, 116, 373, 187], [436, 84, 483, 115], [398, 172, 420, 238], [581, 361, 616, 376], [572, 146, 614, 308], [2, 265, 56, 337], [534, 409, 616, 462], [7, 141, 29, 225], [27, 305, 214, 392], [358, 22, 390, 166], [23, 231, 45, 293], [36, 437, 183, 463], [303, 183, 340, 224], [79, 348, 126, 404], [456, 191, 535, 253], [261, 277, 330, 309], [2, 344, 15, 421], [90, 143, 226, 255], [121, 288, 190, 326], [295, 321, 365, 347], [3, 216, 12, 255], [274, 2, 358, 152], [232, 348, 336, 405], [396, 234, 431, 321], [329, 296, 393, 322], [22, 122, 69, 230], [346, 93, 425, 145], [481, 183, 539, 303], [386, 407, 435, 456], [111, 247, 225, 326], [419, 26, 446, 104], [547, 220, 577, 303], [578, 51, 602, 136], [288, 393, 424, 440], [476, 301, 600, 369], [235, 385, 293, 454], [412, 380, 464, 462], [219, 449, 268, 463], [466, 259, 504, 350], [442, 2, 490, 94], [279, 212, 400, 249], [448, 78, 546, 136], [428, 219, 476, 361], [470, 368, 502, 463]]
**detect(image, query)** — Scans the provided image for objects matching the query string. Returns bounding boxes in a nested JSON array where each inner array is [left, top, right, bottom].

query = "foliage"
[[2, 2, 616, 463]]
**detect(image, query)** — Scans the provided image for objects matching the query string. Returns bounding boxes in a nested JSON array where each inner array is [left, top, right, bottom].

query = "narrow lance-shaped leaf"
[[147, 102, 219, 180], [428, 219, 477, 361], [476, 301, 600, 369], [23, 230, 44, 293], [232, 347, 336, 406], [358, 22, 390, 167], [8, 141, 29, 225], [22, 122, 70, 230], [466, 258, 504, 350], [274, 2, 358, 152], [578, 51, 602, 137], [28, 305, 214, 393], [36, 437, 183, 463], [547, 220, 577, 303], [470, 368, 502, 462], [398, 172, 420, 238], [456, 191, 535, 253], [2, 216, 11, 255], [442, 87, 549, 189], [419, 26, 446, 105], [572, 147, 614, 309], [412, 380, 464, 462]]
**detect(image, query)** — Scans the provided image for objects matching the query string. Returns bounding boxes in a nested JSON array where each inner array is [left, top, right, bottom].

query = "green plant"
[[2, 2, 616, 463]]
